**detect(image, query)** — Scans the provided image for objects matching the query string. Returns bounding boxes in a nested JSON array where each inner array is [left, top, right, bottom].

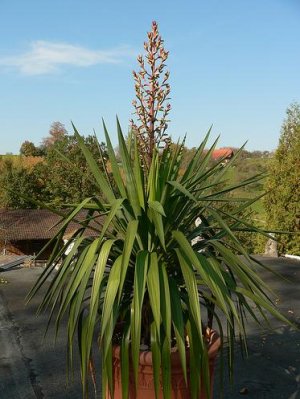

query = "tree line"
[[0, 103, 299, 255], [0, 121, 108, 208], [0, 121, 271, 210]]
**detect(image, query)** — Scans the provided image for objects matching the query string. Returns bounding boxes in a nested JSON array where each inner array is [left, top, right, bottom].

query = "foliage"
[[231, 149, 272, 160], [20, 120, 68, 157], [264, 103, 300, 255], [177, 149, 270, 254], [0, 134, 108, 209], [42, 121, 68, 149], [0, 155, 43, 208], [33, 134, 108, 206], [231, 158, 268, 194], [0, 154, 43, 170], [211, 156, 271, 254], [231, 210, 267, 254], [0, 159, 41, 208], [169, 143, 198, 175], [29, 21, 291, 399], [20, 140, 42, 156], [29, 124, 290, 399]]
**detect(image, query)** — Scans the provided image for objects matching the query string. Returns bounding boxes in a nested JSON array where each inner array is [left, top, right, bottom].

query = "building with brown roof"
[[0, 209, 102, 259]]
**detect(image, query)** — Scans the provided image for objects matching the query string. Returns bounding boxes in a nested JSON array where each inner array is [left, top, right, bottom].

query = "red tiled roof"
[[211, 148, 234, 160], [0, 209, 102, 241]]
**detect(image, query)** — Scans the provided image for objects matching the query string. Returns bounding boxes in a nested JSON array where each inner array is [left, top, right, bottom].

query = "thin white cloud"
[[0, 41, 135, 75]]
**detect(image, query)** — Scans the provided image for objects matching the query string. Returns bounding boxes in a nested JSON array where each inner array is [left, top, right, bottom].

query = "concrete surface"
[[0, 267, 92, 399], [214, 256, 300, 399], [0, 256, 300, 398]]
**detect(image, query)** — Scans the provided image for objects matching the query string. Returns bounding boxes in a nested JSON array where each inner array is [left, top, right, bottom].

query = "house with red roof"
[[211, 147, 234, 162]]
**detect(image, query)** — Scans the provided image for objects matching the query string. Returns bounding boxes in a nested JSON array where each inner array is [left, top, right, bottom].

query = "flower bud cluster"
[[131, 21, 171, 167]]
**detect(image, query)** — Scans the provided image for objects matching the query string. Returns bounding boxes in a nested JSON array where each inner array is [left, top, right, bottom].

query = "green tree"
[[264, 102, 300, 255], [20, 140, 41, 156], [34, 134, 108, 206], [0, 160, 40, 208]]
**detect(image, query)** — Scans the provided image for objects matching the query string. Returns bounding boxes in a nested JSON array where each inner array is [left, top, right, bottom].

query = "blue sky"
[[0, 0, 299, 154]]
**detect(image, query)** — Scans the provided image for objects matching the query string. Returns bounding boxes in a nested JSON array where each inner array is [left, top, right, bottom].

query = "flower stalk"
[[131, 21, 171, 168]]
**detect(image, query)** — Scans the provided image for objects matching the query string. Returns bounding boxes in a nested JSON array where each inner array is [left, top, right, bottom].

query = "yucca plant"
[[29, 121, 290, 398], [29, 21, 291, 399]]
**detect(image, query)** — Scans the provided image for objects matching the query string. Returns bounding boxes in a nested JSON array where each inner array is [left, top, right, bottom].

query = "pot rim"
[[112, 329, 221, 367]]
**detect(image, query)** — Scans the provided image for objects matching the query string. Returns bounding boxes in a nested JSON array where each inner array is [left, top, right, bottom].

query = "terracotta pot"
[[107, 330, 221, 399]]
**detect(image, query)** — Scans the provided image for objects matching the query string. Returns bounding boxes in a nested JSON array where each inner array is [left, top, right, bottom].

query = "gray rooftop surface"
[[0, 256, 299, 398]]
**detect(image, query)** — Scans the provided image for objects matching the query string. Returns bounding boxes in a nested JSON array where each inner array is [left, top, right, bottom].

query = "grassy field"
[[225, 157, 271, 224]]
